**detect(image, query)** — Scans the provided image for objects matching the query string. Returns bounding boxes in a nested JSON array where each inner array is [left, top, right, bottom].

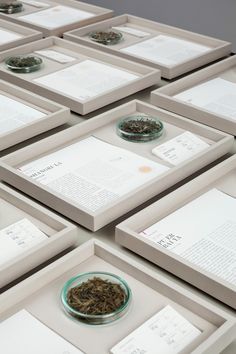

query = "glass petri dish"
[[0, 1, 23, 14], [89, 30, 123, 45], [117, 115, 164, 143], [5, 55, 43, 73], [61, 271, 132, 325]]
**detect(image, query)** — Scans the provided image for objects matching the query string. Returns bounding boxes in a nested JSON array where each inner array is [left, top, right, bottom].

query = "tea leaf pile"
[[120, 117, 162, 134], [67, 277, 126, 315]]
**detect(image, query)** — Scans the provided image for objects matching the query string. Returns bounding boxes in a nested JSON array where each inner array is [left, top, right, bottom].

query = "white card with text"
[[0, 218, 47, 266], [111, 305, 201, 354], [152, 131, 209, 165]]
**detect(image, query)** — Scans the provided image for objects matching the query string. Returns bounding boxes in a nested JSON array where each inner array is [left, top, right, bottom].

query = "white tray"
[[0, 36, 160, 115], [0, 79, 70, 151], [64, 14, 231, 79], [0, 0, 113, 37], [0, 18, 42, 51], [0, 239, 235, 354], [151, 56, 236, 135], [0, 182, 77, 288], [0, 100, 233, 231], [116, 155, 236, 309]]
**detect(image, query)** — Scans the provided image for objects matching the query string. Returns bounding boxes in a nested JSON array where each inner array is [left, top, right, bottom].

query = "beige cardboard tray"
[[0, 100, 233, 231], [0, 79, 70, 151], [0, 18, 42, 51], [0, 182, 77, 289], [151, 56, 236, 135], [116, 155, 236, 309], [64, 14, 231, 79], [0, 36, 160, 115], [0, 239, 235, 354], [0, 0, 113, 37]]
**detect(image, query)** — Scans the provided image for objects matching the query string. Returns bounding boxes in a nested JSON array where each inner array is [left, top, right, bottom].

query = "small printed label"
[[152, 131, 209, 166], [34, 49, 76, 63], [21, 0, 50, 8], [110, 305, 201, 354], [0, 218, 47, 266], [112, 26, 151, 38]]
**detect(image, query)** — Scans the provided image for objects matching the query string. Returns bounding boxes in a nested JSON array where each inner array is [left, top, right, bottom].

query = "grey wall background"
[[86, 0, 236, 51]]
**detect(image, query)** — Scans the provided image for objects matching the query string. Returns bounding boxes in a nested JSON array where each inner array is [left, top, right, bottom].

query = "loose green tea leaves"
[[0, 1, 23, 13], [6, 56, 40, 68], [117, 115, 164, 142], [89, 31, 123, 45], [120, 117, 162, 134], [67, 277, 127, 315], [5, 55, 43, 73]]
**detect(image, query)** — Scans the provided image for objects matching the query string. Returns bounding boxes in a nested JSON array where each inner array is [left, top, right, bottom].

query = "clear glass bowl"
[[0, 1, 23, 14], [61, 272, 132, 325], [5, 55, 43, 73], [117, 115, 164, 142], [89, 30, 123, 45]]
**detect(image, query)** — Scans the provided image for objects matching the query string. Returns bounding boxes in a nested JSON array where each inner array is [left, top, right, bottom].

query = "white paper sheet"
[[0, 310, 84, 354], [20, 5, 94, 29], [34, 60, 139, 101], [112, 26, 150, 38], [174, 77, 236, 121], [18, 136, 169, 212], [141, 189, 236, 286], [0, 218, 47, 266], [0, 94, 46, 135], [110, 305, 201, 354], [121, 34, 211, 65], [34, 49, 76, 63], [0, 28, 23, 45], [152, 131, 209, 165]]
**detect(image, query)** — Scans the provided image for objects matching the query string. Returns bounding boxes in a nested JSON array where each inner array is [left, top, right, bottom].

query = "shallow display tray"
[[0, 36, 160, 115], [0, 80, 70, 151], [0, 239, 236, 354], [0, 18, 42, 51], [0, 100, 233, 231], [0, 182, 77, 289], [0, 0, 113, 37], [116, 155, 236, 309], [64, 14, 231, 79], [151, 56, 236, 135]]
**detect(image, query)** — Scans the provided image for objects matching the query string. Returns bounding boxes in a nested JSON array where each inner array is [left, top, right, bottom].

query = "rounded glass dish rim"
[[88, 30, 123, 44], [117, 115, 164, 139], [0, 1, 23, 11], [5, 55, 43, 70], [61, 271, 132, 320]]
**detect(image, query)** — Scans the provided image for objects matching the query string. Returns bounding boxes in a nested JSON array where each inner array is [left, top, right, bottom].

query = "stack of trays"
[[0, 0, 113, 37], [0, 37, 161, 114], [0, 100, 233, 230], [64, 14, 231, 79], [0, 18, 42, 52], [0, 4, 235, 354]]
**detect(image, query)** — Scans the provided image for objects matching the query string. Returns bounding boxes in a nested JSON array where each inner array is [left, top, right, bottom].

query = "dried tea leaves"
[[5, 55, 43, 73], [89, 31, 123, 45], [117, 115, 164, 142], [67, 277, 127, 315], [6, 56, 41, 68], [120, 117, 162, 135], [0, 1, 23, 13]]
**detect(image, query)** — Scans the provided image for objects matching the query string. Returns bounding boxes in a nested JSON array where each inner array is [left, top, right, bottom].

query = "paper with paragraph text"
[[141, 189, 236, 286], [19, 136, 169, 212]]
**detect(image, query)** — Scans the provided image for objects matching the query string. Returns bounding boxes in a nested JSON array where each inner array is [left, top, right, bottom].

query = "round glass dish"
[[61, 272, 131, 325], [0, 1, 23, 14], [117, 115, 164, 142], [89, 30, 123, 45], [5, 55, 43, 73]]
